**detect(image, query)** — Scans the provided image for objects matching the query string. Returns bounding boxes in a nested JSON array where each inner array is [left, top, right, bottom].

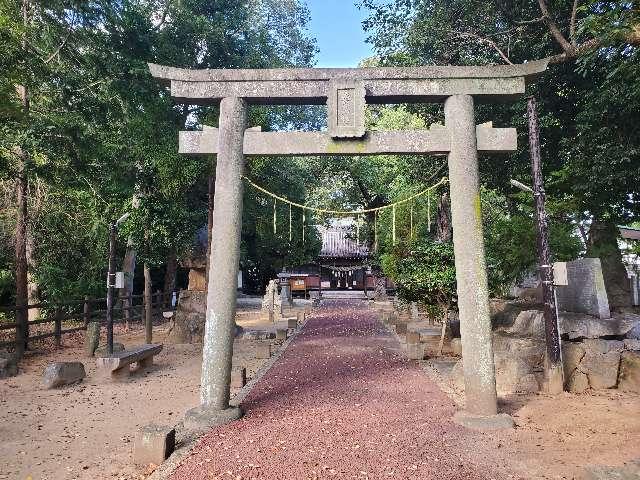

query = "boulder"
[[0, 357, 18, 379], [562, 341, 586, 382], [496, 309, 545, 338], [618, 350, 640, 393], [580, 349, 621, 389], [94, 343, 125, 357], [167, 290, 206, 343], [560, 312, 640, 340], [566, 370, 589, 393], [42, 362, 86, 389]]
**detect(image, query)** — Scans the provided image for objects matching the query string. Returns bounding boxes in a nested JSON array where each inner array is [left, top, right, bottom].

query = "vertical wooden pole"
[[144, 263, 153, 344], [54, 308, 62, 347], [106, 222, 117, 355], [83, 296, 91, 326], [527, 96, 564, 394]]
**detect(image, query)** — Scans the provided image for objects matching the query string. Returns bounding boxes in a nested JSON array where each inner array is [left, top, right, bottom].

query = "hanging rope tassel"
[[302, 211, 306, 243], [289, 203, 292, 242], [427, 190, 431, 233], [273, 198, 277, 234], [410, 202, 414, 240], [374, 211, 378, 252], [392, 205, 396, 245], [356, 214, 360, 245]]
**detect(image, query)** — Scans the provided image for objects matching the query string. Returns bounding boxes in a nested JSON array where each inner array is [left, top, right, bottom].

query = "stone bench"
[[96, 344, 163, 381]]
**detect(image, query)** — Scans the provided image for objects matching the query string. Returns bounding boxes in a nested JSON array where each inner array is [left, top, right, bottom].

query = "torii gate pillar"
[[445, 95, 499, 419], [184, 97, 246, 428]]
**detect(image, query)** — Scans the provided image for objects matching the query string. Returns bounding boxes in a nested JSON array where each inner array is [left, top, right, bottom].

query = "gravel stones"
[[171, 302, 513, 479]]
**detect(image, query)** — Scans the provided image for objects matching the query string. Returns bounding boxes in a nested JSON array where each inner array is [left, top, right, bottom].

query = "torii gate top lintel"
[[148, 59, 548, 106]]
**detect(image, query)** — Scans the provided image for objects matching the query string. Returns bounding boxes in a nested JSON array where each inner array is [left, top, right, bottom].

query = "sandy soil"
[[0, 309, 297, 480], [496, 391, 640, 479]]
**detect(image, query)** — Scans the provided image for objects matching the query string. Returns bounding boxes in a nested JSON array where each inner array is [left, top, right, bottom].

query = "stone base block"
[[450, 338, 462, 356], [134, 424, 175, 466], [395, 323, 408, 335], [406, 331, 420, 344], [287, 317, 298, 329], [256, 343, 271, 359], [406, 343, 425, 360], [85, 322, 101, 357], [276, 329, 287, 341], [231, 367, 246, 388], [619, 350, 640, 393], [183, 406, 242, 433], [453, 411, 515, 430]]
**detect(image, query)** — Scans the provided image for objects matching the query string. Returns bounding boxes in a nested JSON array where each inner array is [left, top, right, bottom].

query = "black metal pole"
[[106, 222, 117, 355], [528, 96, 563, 393]]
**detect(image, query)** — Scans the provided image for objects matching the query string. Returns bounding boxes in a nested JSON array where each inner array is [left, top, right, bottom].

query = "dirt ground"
[[496, 390, 640, 479], [0, 307, 297, 480]]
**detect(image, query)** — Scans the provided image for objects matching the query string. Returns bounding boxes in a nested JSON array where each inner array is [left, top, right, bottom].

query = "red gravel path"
[[171, 302, 516, 480]]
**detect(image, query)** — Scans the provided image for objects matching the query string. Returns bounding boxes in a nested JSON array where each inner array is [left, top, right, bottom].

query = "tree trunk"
[[436, 192, 452, 242], [586, 218, 631, 309], [144, 263, 153, 343], [163, 252, 178, 308], [14, 149, 29, 358], [14, 0, 30, 358]]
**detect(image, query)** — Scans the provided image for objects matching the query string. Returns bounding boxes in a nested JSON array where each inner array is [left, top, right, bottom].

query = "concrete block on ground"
[[395, 323, 407, 335], [133, 424, 175, 466], [85, 321, 101, 356], [275, 328, 287, 341], [287, 317, 297, 329], [42, 362, 86, 389], [256, 343, 271, 359], [231, 367, 247, 388], [405, 331, 420, 344], [406, 343, 425, 360], [450, 338, 462, 356]]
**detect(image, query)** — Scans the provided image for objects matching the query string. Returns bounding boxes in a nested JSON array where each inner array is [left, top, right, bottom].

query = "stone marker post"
[[188, 97, 247, 426], [445, 95, 500, 420]]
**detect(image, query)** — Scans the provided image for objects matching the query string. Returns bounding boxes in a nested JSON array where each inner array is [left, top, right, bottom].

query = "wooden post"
[[54, 308, 62, 347], [83, 296, 91, 326], [144, 263, 153, 344], [528, 96, 564, 394], [106, 222, 117, 355]]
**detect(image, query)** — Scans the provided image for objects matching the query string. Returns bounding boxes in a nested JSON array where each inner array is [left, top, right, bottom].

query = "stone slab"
[[452, 411, 515, 430], [96, 344, 163, 372], [42, 362, 86, 389], [231, 367, 247, 389], [287, 317, 298, 329], [275, 328, 287, 341], [555, 258, 611, 319], [134, 424, 175, 466], [183, 406, 242, 434], [405, 331, 420, 344], [256, 343, 271, 359]]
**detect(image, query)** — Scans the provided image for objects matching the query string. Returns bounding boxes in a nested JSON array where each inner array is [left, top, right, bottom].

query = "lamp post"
[[106, 212, 130, 355]]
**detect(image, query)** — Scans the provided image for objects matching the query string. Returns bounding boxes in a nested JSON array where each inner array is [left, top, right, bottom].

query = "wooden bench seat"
[[96, 344, 163, 380]]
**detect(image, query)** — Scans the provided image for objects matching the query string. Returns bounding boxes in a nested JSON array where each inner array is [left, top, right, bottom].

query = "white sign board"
[[553, 262, 568, 286]]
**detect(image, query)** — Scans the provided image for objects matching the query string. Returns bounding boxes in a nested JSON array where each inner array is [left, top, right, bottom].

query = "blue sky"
[[306, 0, 374, 68]]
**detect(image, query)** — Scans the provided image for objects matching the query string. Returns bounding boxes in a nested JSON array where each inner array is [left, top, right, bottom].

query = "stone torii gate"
[[149, 60, 548, 429]]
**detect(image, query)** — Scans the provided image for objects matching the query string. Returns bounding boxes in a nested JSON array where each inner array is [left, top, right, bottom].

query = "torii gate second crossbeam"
[[149, 59, 548, 431]]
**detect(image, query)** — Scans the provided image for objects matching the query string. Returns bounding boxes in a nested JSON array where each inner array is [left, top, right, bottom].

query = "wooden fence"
[[0, 291, 172, 350]]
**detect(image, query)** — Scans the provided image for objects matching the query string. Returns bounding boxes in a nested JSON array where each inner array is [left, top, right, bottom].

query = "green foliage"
[[381, 239, 456, 316]]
